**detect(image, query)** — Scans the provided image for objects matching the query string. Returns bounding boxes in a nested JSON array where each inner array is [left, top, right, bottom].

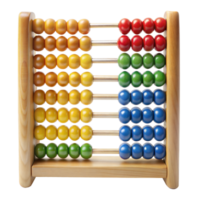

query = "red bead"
[[143, 35, 154, 51], [131, 35, 143, 52], [143, 18, 154, 34], [131, 19, 143, 34], [118, 18, 131, 34], [155, 18, 166, 33], [155, 35, 166, 51], [117, 36, 131, 51]]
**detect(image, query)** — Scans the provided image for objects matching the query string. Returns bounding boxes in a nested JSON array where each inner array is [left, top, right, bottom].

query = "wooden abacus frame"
[[18, 11, 179, 189]]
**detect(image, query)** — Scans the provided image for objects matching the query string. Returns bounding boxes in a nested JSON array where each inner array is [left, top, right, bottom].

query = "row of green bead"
[[118, 53, 165, 70], [118, 71, 165, 87], [34, 143, 92, 159]]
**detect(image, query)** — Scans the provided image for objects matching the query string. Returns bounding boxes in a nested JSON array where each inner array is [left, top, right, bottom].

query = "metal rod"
[[93, 94, 118, 99], [92, 40, 117, 46], [92, 58, 118, 63], [93, 112, 118, 118], [90, 23, 118, 28], [93, 149, 119, 154], [93, 130, 119, 136], [93, 75, 118, 81]]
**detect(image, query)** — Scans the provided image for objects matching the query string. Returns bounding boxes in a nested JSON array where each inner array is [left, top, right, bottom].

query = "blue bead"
[[118, 90, 130, 105], [131, 107, 142, 123], [154, 89, 166, 105], [132, 126, 142, 141], [155, 144, 166, 159], [119, 108, 130, 124], [119, 126, 131, 141], [131, 90, 142, 105], [119, 143, 131, 159], [143, 126, 154, 141], [142, 108, 153, 123], [154, 126, 166, 141], [154, 108, 166, 123], [143, 143, 154, 159], [132, 143, 143, 159], [143, 90, 153, 105]]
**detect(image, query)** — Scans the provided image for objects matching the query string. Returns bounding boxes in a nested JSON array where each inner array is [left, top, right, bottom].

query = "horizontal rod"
[[93, 130, 119, 136], [90, 23, 118, 28], [93, 112, 118, 118], [92, 149, 119, 154], [92, 58, 118, 63], [93, 75, 118, 81], [92, 40, 117, 46], [93, 94, 118, 99]]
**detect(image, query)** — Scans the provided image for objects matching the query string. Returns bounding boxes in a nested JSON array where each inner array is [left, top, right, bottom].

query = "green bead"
[[154, 54, 166, 69], [58, 143, 68, 158], [69, 143, 80, 159], [80, 143, 92, 159], [118, 53, 131, 69], [118, 71, 131, 87], [34, 143, 46, 159], [131, 71, 142, 87], [143, 53, 154, 69], [131, 53, 143, 69], [143, 71, 154, 87], [154, 71, 166, 86], [46, 143, 57, 158]]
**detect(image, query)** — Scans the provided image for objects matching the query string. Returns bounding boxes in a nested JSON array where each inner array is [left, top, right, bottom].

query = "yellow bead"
[[78, 19, 90, 34], [46, 108, 57, 123], [45, 90, 57, 105], [57, 90, 68, 105], [81, 108, 92, 123], [57, 54, 68, 69], [58, 108, 69, 123], [34, 90, 45, 105], [80, 54, 92, 69], [69, 90, 80, 105], [57, 72, 69, 86], [45, 54, 57, 69], [80, 36, 92, 51], [34, 125, 46, 140], [45, 19, 56, 34], [69, 54, 80, 69], [80, 90, 93, 105], [69, 125, 80, 141], [67, 19, 78, 34], [46, 125, 57, 140], [56, 19, 67, 34], [80, 125, 92, 140], [33, 18, 44, 34], [69, 108, 80, 123], [69, 72, 80, 87], [34, 108, 45, 123], [81, 72, 93, 86], [58, 125, 69, 140]]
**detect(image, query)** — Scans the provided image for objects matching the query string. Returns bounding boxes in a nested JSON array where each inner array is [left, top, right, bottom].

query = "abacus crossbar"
[[18, 11, 179, 189]]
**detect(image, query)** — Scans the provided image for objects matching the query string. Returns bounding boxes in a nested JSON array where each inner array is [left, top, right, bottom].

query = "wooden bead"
[[67, 19, 78, 34], [56, 19, 67, 34], [33, 18, 44, 34], [78, 19, 90, 34], [45, 54, 57, 69], [81, 108, 92, 123], [57, 90, 69, 105], [34, 125, 46, 140], [34, 90, 45, 105], [46, 108, 57, 123], [34, 72, 45, 86], [69, 108, 80, 123], [69, 54, 80, 69], [58, 125, 69, 140], [34, 108, 45, 123], [46, 125, 57, 140], [33, 54, 45, 69], [80, 54, 92, 69], [69, 90, 80, 105], [80, 36, 92, 51], [81, 72, 93, 87], [45, 72, 57, 87], [58, 108, 69, 123], [45, 36, 56, 51], [45, 19, 56, 34], [80, 90, 93, 105], [69, 72, 80, 87], [69, 125, 80, 140], [33, 36, 44, 51], [57, 54, 68, 69], [68, 36, 79, 51], [45, 90, 57, 105], [57, 72, 69, 86], [80, 126, 92, 140], [56, 36, 67, 51]]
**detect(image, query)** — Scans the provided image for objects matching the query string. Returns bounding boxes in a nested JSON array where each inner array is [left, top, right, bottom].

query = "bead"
[[118, 71, 131, 87], [143, 71, 154, 87], [68, 36, 79, 51], [118, 18, 131, 34], [67, 19, 78, 34], [132, 126, 142, 141], [143, 35, 154, 51], [69, 108, 80, 123], [57, 72, 69, 87], [56, 19, 67, 34], [69, 54, 80, 69], [118, 90, 130, 105], [69, 90, 80, 105], [78, 19, 90, 34], [81, 126, 93, 140], [33, 36, 45, 51], [45, 72, 57, 87], [131, 19, 143, 34], [143, 90, 153, 105], [45, 36, 56, 51], [118, 108, 130, 124], [131, 54, 143, 69], [45, 90, 56, 105], [143, 143, 154, 159], [81, 72, 93, 87], [154, 89, 165, 105], [154, 126, 166, 141], [155, 144, 166, 159], [33, 54, 45, 69], [131, 90, 142, 105], [33, 18, 44, 34], [131, 71, 142, 87], [119, 143, 131, 159], [117, 35, 131, 51], [143, 126, 153, 141], [69, 125, 80, 140], [34, 125, 46, 140], [34, 108, 45, 123], [45, 19, 56, 34], [119, 126, 131, 141], [57, 54, 68, 69], [154, 54, 165, 69], [34, 90, 45, 105], [131, 35, 143, 52], [57, 90, 68, 105], [131, 107, 142, 123], [154, 108, 166, 123], [69, 143, 80, 159], [81, 143, 92, 159], [35, 143, 46, 159], [69, 72, 80, 87], [155, 35, 166, 51], [58, 108, 69, 123], [81, 90, 93, 105], [155, 18, 166, 33], [81, 108, 93, 123], [143, 18, 154, 34], [154, 71, 166, 87], [80, 36, 92, 51], [58, 143, 68, 158], [46, 125, 57, 140], [80, 54, 92, 69], [34, 72, 45, 86], [46, 108, 57, 123], [132, 143, 143, 159], [118, 53, 131, 69], [143, 53, 154, 69], [143, 107, 153, 123], [58, 125, 69, 140], [45, 54, 57, 69], [46, 143, 57, 158], [56, 36, 67, 51]]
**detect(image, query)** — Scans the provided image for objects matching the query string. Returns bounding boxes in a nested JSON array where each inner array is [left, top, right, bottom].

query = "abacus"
[[18, 11, 179, 189]]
